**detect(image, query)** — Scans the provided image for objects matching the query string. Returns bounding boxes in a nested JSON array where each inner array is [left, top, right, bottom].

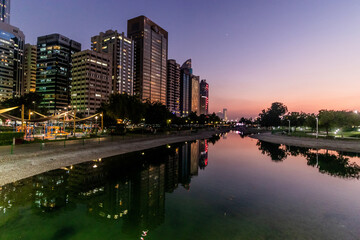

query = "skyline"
[[12, 0, 360, 119]]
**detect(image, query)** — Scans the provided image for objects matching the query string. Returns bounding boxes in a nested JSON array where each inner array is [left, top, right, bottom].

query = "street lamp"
[[316, 117, 319, 139], [288, 120, 291, 134]]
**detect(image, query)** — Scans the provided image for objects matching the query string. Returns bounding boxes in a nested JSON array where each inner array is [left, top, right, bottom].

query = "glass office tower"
[[167, 59, 180, 116], [128, 16, 168, 105], [36, 34, 81, 113], [0, 0, 10, 24], [91, 30, 134, 95], [0, 22, 24, 100]]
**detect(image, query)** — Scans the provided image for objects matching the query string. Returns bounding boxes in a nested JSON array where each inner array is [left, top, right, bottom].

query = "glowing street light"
[[288, 120, 291, 134], [316, 117, 319, 139]]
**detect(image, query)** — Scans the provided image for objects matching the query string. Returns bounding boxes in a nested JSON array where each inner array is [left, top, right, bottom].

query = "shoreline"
[[0, 130, 220, 187], [251, 132, 360, 153]]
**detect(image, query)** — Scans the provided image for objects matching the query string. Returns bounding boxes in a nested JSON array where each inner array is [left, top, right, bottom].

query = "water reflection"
[[257, 140, 360, 179], [256, 141, 287, 162], [0, 138, 219, 239]]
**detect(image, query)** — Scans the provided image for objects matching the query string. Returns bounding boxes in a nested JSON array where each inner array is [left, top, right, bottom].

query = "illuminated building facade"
[[223, 108, 228, 121], [200, 79, 209, 115], [36, 34, 81, 113], [127, 16, 168, 104], [71, 50, 112, 115], [0, 22, 24, 100], [190, 75, 200, 115], [166, 59, 180, 116], [0, 0, 10, 24], [23, 44, 37, 94], [180, 59, 191, 116], [91, 30, 134, 95]]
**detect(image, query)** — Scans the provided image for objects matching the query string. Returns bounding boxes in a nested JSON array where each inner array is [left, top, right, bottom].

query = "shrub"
[[0, 132, 24, 145]]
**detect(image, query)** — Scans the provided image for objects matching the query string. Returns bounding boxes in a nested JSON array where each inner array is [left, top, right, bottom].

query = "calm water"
[[1, 132, 360, 240]]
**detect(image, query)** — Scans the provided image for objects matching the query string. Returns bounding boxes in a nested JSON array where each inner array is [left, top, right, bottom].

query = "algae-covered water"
[[1, 132, 360, 239]]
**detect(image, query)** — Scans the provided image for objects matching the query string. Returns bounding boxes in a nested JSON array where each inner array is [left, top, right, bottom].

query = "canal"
[[0, 132, 360, 239]]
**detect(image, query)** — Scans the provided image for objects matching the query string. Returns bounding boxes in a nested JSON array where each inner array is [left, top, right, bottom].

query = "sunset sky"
[[13, 0, 360, 119]]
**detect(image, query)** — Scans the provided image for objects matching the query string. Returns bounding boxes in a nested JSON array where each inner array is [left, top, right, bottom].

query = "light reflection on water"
[[0, 132, 360, 240]]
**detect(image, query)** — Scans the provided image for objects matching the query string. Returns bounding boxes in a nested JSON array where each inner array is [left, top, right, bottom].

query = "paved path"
[[0, 130, 219, 186], [251, 132, 360, 153]]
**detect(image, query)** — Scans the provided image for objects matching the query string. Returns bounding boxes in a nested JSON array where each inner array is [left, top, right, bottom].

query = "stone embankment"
[[0, 129, 223, 186], [251, 132, 360, 153]]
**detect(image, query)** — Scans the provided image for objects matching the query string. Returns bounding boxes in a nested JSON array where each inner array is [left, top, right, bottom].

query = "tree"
[[259, 102, 288, 127], [144, 101, 172, 126], [239, 117, 252, 125], [304, 113, 317, 132], [318, 110, 360, 136], [318, 110, 335, 136], [1, 92, 44, 117], [208, 113, 221, 123], [282, 112, 307, 132], [101, 94, 145, 124]]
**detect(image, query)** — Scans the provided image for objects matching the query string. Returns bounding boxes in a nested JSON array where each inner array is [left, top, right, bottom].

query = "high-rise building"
[[91, 30, 134, 95], [166, 59, 180, 116], [223, 108, 228, 121], [127, 16, 168, 104], [71, 50, 112, 115], [0, 0, 10, 24], [0, 22, 24, 100], [23, 44, 37, 94], [200, 79, 209, 115], [180, 59, 192, 116], [36, 34, 81, 113], [190, 75, 200, 115]]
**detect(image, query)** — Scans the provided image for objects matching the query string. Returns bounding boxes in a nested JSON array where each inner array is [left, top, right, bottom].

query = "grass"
[[275, 129, 360, 141]]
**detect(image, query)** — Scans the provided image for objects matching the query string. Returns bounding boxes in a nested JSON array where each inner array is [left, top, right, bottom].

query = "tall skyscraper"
[[36, 34, 81, 113], [0, 22, 24, 100], [200, 79, 209, 115], [91, 30, 134, 95], [0, 0, 10, 24], [223, 108, 228, 121], [190, 75, 200, 115], [180, 59, 192, 116], [127, 16, 168, 104], [166, 59, 180, 116], [71, 50, 112, 115], [23, 44, 37, 94]]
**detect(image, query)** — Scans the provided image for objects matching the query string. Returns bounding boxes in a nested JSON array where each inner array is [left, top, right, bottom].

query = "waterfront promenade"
[[0, 129, 221, 186], [252, 132, 360, 153]]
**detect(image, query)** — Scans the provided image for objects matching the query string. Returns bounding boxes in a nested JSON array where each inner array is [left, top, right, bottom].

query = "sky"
[[11, 0, 360, 119]]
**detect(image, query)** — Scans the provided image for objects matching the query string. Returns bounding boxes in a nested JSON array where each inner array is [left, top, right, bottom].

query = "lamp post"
[[32, 101, 36, 112], [73, 106, 76, 135], [316, 117, 319, 139], [28, 110, 33, 121], [288, 120, 291, 134], [48, 101, 53, 111], [100, 113, 103, 132]]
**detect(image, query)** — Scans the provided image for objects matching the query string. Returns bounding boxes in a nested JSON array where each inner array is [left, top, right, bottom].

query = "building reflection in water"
[[256, 140, 360, 179], [0, 138, 214, 238]]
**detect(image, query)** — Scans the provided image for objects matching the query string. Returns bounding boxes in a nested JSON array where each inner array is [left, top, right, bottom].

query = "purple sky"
[[13, 0, 360, 119]]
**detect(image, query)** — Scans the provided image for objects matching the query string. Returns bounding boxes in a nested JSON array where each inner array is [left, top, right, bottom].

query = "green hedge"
[[0, 132, 24, 145], [0, 126, 13, 131]]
